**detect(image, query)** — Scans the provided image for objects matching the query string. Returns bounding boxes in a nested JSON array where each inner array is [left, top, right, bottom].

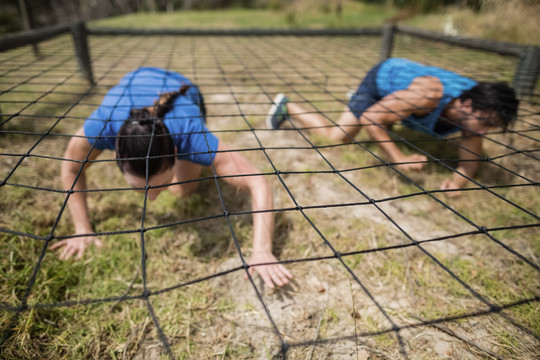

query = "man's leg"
[[287, 102, 361, 143]]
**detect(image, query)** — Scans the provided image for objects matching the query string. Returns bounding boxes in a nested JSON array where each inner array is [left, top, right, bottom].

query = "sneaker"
[[346, 89, 356, 101], [266, 93, 289, 129]]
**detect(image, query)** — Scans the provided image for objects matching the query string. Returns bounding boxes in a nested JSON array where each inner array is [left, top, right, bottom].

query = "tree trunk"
[[146, 0, 157, 12]]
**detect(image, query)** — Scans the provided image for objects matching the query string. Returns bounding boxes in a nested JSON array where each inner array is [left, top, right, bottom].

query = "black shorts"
[[347, 62, 383, 119]]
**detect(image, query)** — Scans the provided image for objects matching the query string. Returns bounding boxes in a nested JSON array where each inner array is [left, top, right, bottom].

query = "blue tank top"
[[83, 67, 218, 166], [376, 58, 477, 135]]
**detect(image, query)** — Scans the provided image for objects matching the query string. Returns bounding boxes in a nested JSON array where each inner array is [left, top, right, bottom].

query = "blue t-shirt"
[[83, 67, 219, 166], [376, 58, 477, 135]]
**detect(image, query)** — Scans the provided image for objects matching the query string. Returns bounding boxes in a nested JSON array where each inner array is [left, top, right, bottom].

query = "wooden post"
[[512, 46, 540, 98], [380, 23, 395, 62], [17, 0, 40, 57], [70, 22, 94, 85]]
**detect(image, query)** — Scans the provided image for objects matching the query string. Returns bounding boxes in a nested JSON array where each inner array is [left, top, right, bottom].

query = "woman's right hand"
[[49, 235, 103, 260]]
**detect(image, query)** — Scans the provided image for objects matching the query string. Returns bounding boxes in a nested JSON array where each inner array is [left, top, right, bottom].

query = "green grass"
[[88, 1, 540, 46], [91, 3, 397, 29]]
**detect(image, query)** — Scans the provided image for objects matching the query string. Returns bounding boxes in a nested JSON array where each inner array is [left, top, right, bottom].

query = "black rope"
[[1, 33, 538, 359]]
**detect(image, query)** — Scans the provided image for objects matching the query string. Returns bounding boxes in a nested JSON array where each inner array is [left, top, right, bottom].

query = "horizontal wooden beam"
[[87, 27, 382, 37], [395, 24, 527, 57], [0, 23, 70, 52]]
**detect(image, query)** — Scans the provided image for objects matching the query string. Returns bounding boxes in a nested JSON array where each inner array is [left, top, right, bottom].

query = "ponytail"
[[149, 83, 192, 118]]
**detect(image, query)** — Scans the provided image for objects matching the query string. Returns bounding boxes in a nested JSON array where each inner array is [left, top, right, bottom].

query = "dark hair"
[[115, 84, 192, 178], [459, 82, 519, 130]]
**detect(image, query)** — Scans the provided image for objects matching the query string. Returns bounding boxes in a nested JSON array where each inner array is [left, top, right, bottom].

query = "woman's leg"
[[169, 159, 203, 197]]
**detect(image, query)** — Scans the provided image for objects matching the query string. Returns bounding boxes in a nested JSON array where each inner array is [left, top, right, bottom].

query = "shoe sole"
[[266, 93, 286, 129]]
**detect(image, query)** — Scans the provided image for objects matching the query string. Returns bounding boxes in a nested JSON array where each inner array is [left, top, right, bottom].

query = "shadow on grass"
[[118, 171, 294, 262]]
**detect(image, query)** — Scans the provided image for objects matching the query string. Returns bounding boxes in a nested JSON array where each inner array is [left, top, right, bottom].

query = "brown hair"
[[115, 84, 192, 178]]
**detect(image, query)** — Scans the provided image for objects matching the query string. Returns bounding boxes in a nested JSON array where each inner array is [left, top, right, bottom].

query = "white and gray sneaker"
[[346, 89, 356, 101], [266, 93, 289, 129]]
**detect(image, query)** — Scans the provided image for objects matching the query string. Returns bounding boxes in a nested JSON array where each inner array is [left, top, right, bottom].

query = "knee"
[[328, 130, 351, 143], [330, 123, 360, 142]]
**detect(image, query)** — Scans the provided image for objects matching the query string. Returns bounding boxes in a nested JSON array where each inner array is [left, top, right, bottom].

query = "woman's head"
[[115, 109, 175, 178], [115, 84, 193, 178]]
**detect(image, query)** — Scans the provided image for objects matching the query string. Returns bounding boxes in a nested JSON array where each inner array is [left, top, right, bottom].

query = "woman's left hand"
[[247, 251, 293, 289]]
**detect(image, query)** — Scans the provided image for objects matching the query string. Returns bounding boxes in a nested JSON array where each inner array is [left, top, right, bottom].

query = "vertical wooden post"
[[17, 0, 40, 57], [70, 22, 94, 85], [512, 46, 540, 98], [380, 23, 395, 62]]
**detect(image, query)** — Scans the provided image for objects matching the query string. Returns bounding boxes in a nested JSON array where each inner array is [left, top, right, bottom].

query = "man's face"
[[459, 99, 503, 135], [461, 110, 503, 135]]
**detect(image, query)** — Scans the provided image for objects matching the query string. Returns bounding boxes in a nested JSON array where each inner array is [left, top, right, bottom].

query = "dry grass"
[[405, 0, 540, 45]]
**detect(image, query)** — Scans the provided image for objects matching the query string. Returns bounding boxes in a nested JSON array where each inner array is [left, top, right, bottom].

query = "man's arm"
[[212, 141, 293, 288], [358, 76, 443, 170], [440, 134, 483, 196], [50, 127, 103, 259]]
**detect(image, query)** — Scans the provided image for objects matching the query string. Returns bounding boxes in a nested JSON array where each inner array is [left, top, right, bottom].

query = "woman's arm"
[[212, 141, 293, 288], [50, 127, 103, 259]]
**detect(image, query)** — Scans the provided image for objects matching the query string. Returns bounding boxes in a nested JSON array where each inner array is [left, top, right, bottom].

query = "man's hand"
[[395, 153, 427, 171], [50, 235, 103, 260], [440, 178, 463, 197], [247, 251, 293, 289], [438, 135, 482, 198]]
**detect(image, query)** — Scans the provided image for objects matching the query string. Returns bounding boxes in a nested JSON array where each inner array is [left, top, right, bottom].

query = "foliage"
[[4, 0, 532, 34], [358, 0, 457, 13]]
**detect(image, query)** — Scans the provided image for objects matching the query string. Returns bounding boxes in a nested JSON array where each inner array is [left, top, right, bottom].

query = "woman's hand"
[[59, 127, 104, 260], [50, 235, 103, 260], [247, 251, 293, 289], [213, 141, 294, 288]]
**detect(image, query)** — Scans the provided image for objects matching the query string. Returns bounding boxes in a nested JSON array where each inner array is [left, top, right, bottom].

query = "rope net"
[[1, 33, 539, 359]]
